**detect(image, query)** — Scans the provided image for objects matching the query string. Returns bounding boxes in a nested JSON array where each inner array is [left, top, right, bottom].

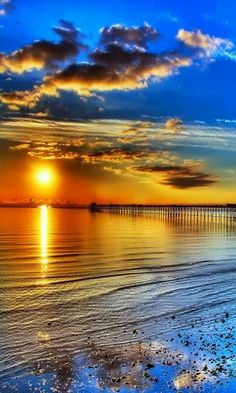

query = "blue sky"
[[0, 0, 236, 121]]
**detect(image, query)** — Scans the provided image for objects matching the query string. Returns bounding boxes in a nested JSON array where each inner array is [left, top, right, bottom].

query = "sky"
[[0, 0, 236, 204]]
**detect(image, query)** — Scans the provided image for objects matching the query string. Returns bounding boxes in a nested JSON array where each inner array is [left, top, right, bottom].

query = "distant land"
[[0, 202, 88, 209], [1, 202, 236, 209]]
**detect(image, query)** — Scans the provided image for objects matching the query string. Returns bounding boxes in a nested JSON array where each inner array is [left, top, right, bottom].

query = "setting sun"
[[36, 170, 53, 185]]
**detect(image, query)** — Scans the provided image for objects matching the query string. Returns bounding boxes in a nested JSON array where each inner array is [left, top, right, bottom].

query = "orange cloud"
[[177, 29, 233, 56], [165, 118, 183, 132]]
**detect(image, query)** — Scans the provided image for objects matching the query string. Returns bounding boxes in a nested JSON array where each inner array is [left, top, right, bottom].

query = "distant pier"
[[89, 203, 236, 219]]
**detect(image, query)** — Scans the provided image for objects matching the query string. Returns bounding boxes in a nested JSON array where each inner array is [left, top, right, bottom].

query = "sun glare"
[[36, 169, 52, 185]]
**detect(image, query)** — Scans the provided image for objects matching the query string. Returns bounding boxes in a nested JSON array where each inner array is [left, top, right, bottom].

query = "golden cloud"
[[165, 118, 183, 132], [0, 20, 86, 74], [0, 52, 191, 109], [177, 29, 233, 56]]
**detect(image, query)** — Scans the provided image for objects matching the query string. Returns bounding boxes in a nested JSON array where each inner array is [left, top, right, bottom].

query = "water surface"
[[1, 208, 236, 392]]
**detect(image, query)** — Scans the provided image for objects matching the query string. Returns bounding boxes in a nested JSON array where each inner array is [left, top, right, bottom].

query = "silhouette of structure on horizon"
[[89, 202, 101, 212], [89, 202, 236, 219], [1, 201, 236, 219]]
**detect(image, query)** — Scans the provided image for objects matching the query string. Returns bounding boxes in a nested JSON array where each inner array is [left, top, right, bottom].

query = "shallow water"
[[1, 207, 236, 392]]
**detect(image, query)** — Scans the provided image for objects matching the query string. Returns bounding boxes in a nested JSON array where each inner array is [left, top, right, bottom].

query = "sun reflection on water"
[[40, 205, 48, 279]]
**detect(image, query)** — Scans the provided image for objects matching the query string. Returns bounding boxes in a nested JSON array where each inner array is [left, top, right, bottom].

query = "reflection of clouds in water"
[[33, 353, 76, 393], [87, 341, 186, 391], [174, 368, 208, 389], [26, 339, 186, 392], [2, 320, 236, 392], [31, 336, 233, 392]]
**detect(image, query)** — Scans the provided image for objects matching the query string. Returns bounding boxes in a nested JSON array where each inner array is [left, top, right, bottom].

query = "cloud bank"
[[0, 117, 220, 191], [0, 22, 192, 109], [0, 23, 235, 111]]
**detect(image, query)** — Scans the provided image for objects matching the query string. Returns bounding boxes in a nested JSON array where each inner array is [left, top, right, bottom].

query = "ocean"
[[1, 207, 236, 392]]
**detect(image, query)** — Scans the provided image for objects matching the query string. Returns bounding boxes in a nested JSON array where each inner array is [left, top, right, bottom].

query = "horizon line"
[[1, 202, 236, 209]]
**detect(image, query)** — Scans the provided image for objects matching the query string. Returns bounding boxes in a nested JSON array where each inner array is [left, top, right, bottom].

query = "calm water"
[[1, 208, 236, 393]]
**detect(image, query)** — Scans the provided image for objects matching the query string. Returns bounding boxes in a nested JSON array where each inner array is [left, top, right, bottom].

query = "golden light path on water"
[[40, 205, 48, 279]]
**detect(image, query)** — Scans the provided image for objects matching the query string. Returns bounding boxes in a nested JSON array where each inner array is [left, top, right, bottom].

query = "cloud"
[[122, 121, 152, 134], [39, 45, 190, 98], [9, 131, 217, 190], [99, 23, 159, 49], [0, 20, 86, 74], [4, 118, 173, 165], [9, 140, 84, 160], [3, 117, 230, 195], [0, 22, 194, 110], [0, 0, 14, 16], [0, 90, 40, 109], [177, 29, 233, 57], [82, 146, 154, 163], [0, 47, 191, 108], [53, 20, 82, 43], [133, 162, 217, 189], [9, 143, 30, 150], [2, 23, 235, 112], [165, 118, 183, 132]]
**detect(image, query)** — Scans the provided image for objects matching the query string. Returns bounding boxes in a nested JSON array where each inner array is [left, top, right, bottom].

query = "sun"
[[36, 169, 53, 185]]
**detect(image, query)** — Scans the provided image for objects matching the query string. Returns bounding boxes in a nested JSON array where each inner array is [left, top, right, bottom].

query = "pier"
[[90, 203, 236, 219]]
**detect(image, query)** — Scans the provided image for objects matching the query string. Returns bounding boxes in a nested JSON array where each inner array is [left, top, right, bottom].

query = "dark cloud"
[[0, 20, 86, 74], [83, 146, 152, 163], [90, 43, 156, 69], [45, 45, 190, 92], [134, 164, 217, 189], [53, 20, 82, 43], [0, 46, 191, 108], [99, 23, 159, 49]]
